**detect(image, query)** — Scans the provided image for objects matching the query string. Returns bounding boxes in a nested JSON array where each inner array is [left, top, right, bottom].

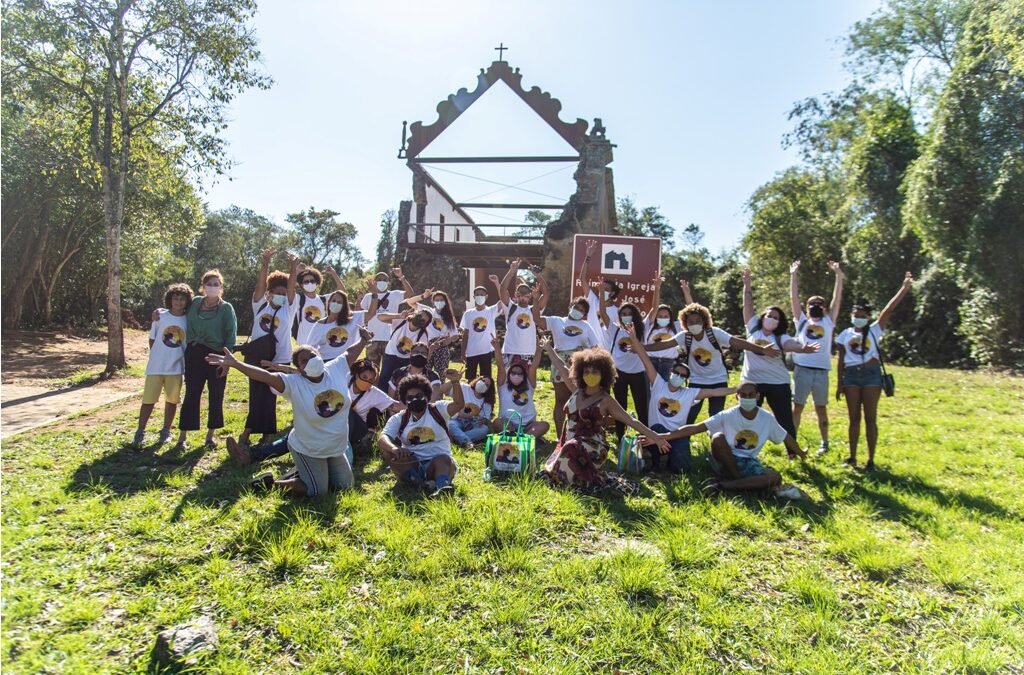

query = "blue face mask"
[[738, 397, 758, 411], [669, 373, 686, 388], [568, 308, 584, 321], [852, 317, 869, 328]]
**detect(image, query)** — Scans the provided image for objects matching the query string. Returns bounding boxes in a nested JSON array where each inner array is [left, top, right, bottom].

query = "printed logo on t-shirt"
[[563, 325, 583, 337], [463, 402, 481, 416], [848, 335, 870, 355], [327, 326, 349, 348], [162, 325, 185, 348], [658, 397, 681, 417], [304, 306, 322, 323], [512, 390, 529, 406], [432, 317, 446, 332], [616, 337, 632, 353], [653, 333, 672, 342], [258, 312, 281, 333], [397, 336, 414, 355], [692, 347, 713, 367], [734, 429, 759, 451], [314, 390, 345, 418], [515, 313, 532, 330], [805, 324, 825, 340], [406, 426, 436, 445], [472, 317, 488, 333], [753, 338, 772, 348]]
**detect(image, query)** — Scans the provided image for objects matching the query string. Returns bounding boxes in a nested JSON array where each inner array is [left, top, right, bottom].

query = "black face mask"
[[406, 397, 427, 414], [809, 305, 825, 319], [410, 354, 428, 368]]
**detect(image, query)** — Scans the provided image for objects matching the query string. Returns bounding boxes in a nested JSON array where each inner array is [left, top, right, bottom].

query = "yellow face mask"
[[583, 372, 602, 388]]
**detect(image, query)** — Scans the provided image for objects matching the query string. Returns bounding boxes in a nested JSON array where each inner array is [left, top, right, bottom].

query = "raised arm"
[[324, 265, 344, 293], [626, 322, 658, 382], [345, 326, 374, 365], [393, 266, 414, 297], [487, 274, 503, 306], [206, 348, 285, 393], [679, 279, 695, 306], [596, 276, 610, 328], [742, 268, 754, 325], [877, 272, 913, 329], [827, 260, 844, 323], [253, 248, 274, 302], [444, 368, 465, 417], [540, 336, 572, 392], [498, 260, 519, 307], [649, 272, 663, 320], [730, 334, 779, 359], [789, 260, 802, 320], [529, 341, 543, 388], [493, 335, 506, 386], [364, 281, 379, 321], [535, 272, 550, 313], [285, 252, 299, 304], [578, 239, 598, 297]]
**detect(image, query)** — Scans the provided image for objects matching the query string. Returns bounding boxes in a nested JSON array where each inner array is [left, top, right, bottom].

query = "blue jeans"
[[448, 418, 490, 446], [650, 423, 692, 473]]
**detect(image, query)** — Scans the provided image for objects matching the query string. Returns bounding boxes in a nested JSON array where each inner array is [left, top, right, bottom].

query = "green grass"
[[2, 366, 1023, 672]]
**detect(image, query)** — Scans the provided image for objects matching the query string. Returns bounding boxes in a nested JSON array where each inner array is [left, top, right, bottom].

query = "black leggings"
[[465, 352, 494, 381], [179, 343, 227, 431], [756, 382, 796, 438], [686, 381, 728, 424], [613, 370, 649, 438]]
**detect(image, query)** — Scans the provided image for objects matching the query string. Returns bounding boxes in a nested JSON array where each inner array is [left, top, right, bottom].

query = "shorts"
[[407, 454, 459, 482], [550, 349, 578, 384], [843, 362, 883, 388], [142, 374, 183, 405], [793, 365, 829, 406], [709, 453, 766, 478]]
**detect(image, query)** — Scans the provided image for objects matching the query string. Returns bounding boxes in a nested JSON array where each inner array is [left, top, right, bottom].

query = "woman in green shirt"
[[178, 269, 238, 447]]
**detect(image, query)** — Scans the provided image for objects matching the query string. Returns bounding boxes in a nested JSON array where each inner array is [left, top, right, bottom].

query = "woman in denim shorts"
[[835, 272, 913, 470]]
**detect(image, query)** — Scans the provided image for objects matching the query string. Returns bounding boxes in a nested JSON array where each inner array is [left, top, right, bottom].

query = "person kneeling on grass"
[[664, 381, 808, 498], [378, 370, 464, 498], [205, 345, 354, 498]]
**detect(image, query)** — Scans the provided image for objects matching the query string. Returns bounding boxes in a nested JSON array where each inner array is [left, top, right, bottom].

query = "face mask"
[[583, 372, 602, 388], [568, 308, 584, 321], [204, 285, 221, 298], [620, 315, 633, 326], [406, 397, 427, 414], [410, 354, 428, 368], [656, 317, 670, 328], [603, 291, 612, 301], [376, 280, 388, 293], [474, 381, 489, 394], [302, 282, 317, 293], [474, 295, 487, 306], [687, 323, 703, 336], [433, 300, 446, 311], [669, 373, 686, 388], [509, 373, 525, 386], [271, 293, 287, 308], [762, 316, 779, 332], [852, 317, 869, 328], [303, 355, 325, 378], [411, 316, 425, 327], [809, 305, 825, 319], [354, 378, 372, 392], [738, 396, 758, 411], [329, 301, 344, 313]]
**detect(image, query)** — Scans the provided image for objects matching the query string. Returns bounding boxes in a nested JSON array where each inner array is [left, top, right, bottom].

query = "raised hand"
[[742, 268, 753, 285], [584, 239, 598, 257], [391, 267, 404, 280], [826, 260, 842, 275], [803, 342, 822, 354], [444, 367, 464, 383], [260, 248, 275, 263], [491, 334, 502, 350], [488, 274, 500, 286], [205, 347, 239, 369], [790, 260, 801, 274], [324, 264, 336, 276], [679, 279, 690, 294], [286, 251, 298, 265], [538, 334, 553, 351], [901, 271, 914, 289], [358, 326, 373, 342]]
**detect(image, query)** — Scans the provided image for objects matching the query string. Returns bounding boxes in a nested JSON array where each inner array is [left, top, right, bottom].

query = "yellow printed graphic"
[[562, 325, 583, 337], [657, 397, 681, 417], [304, 306, 322, 323], [472, 317, 488, 332], [692, 347, 714, 367], [314, 389, 345, 419], [326, 326, 349, 348], [162, 325, 185, 348], [515, 313, 532, 329], [397, 336, 414, 355], [733, 429, 759, 451], [805, 324, 825, 339], [406, 426, 436, 445]]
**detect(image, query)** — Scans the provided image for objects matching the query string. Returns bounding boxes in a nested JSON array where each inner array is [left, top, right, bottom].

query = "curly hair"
[[298, 267, 323, 286], [569, 346, 617, 392], [397, 373, 432, 402], [201, 269, 223, 286], [351, 358, 378, 379], [164, 283, 194, 308], [570, 296, 591, 316], [602, 278, 622, 299], [679, 302, 713, 328], [266, 271, 290, 291]]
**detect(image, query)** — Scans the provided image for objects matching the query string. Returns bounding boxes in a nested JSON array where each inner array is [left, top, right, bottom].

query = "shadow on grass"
[[66, 439, 210, 497]]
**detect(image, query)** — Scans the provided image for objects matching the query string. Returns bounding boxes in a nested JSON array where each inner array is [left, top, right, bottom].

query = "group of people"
[[135, 241, 913, 499]]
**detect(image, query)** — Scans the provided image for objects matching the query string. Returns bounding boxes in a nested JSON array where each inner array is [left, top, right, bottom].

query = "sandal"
[[250, 473, 274, 491]]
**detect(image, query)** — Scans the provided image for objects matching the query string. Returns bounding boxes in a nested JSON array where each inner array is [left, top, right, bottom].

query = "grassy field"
[[2, 365, 1023, 673]]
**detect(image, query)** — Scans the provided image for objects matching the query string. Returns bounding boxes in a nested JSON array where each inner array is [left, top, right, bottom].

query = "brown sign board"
[[571, 234, 663, 315]]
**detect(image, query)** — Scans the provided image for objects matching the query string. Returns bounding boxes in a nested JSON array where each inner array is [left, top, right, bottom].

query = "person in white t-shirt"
[[373, 304, 434, 390], [380, 369, 465, 498], [291, 264, 344, 344], [789, 259, 844, 455], [426, 290, 460, 373], [348, 358, 403, 453], [360, 266, 416, 368], [741, 268, 820, 453], [497, 258, 547, 362], [206, 345, 354, 498], [459, 283, 502, 381], [133, 283, 194, 448], [577, 240, 620, 349], [835, 272, 913, 470], [307, 284, 374, 362], [493, 335, 549, 439], [667, 381, 808, 496], [643, 304, 681, 382], [600, 301, 650, 442], [439, 375, 495, 448], [239, 249, 299, 449]]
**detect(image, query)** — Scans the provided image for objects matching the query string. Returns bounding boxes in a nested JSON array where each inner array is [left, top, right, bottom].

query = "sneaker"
[[131, 429, 145, 448], [429, 483, 455, 498], [863, 459, 875, 471], [701, 478, 722, 498], [816, 441, 830, 456], [226, 437, 252, 466], [775, 484, 807, 500], [250, 472, 274, 491], [843, 457, 857, 468], [157, 428, 172, 445]]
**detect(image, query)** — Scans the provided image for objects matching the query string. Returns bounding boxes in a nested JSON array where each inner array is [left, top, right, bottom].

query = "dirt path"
[[1, 329, 151, 438]]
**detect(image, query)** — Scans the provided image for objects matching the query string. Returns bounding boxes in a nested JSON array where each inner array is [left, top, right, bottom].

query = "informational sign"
[[571, 234, 662, 315]]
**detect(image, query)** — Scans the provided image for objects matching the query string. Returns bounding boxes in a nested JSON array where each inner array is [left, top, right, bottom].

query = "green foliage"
[[374, 209, 398, 272], [281, 207, 367, 274], [616, 195, 674, 245]]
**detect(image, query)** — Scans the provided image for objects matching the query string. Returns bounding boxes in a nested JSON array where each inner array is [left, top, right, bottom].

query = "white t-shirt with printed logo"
[[428, 312, 458, 342], [349, 384, 396, 421], [836, 322, 885, 367], [793, 312, 835, 370], [644, 318, 679, 358], [741, 317, 796, 385], [382, 402, 452, 460], [497, 382, 536, 426], [307, 312, 366, 361], [459, 304, 500, 358], [603, 324, 644, 374], [147, 312, 188, 375], [251, 298, 297, 364], [586, 289, 618, 350], [385, 320, 430, 358], [292, 294, 326, 345], [503, 304, 538, 357], [672, 327, 733, 385], [361, 290, 406, 343], [546, 315, 599, 353], [704, 406, 788, 459], [455, 382, 494, 419], [274, 357, 351, 459], [647, 376, 700, 431]]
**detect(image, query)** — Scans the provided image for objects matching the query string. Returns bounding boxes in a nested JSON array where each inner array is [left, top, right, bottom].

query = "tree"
[[282, 207, 366, 274], [616, 196, 674, 244], [4, 0, 270, 372], [374, 209, 398, 272]]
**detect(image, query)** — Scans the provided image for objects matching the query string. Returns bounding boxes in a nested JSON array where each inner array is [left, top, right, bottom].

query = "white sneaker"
[[775, 484, 807, 500]]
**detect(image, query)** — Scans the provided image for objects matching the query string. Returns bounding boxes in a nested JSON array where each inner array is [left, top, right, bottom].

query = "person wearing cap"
[[459, 280, 503, 380], [789, 260, 844, 455], [497, 258, 547, 365], [387, 341, 442, 402]]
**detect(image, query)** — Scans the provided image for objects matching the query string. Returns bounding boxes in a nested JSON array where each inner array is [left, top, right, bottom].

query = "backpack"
[[238, 301, 279, 363], [395, 404, 453, 445], [348, 389, 369, 444], [682, 328, 729, 371]]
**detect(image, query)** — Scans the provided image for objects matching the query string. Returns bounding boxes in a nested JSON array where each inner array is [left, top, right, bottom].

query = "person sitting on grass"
[[379, 370, 465, 498], [205, 344, 354, 498], [438, 373, 495, 449], [664, 381, 808, 497], [133, 283, 194, 448]]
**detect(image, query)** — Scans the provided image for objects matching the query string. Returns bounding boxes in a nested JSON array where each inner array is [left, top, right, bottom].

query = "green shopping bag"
[[483, 411, 536, 480]]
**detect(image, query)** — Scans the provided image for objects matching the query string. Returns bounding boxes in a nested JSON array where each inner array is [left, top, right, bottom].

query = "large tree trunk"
[[103, 171, 127, 372], [2, 206, 50, 329]]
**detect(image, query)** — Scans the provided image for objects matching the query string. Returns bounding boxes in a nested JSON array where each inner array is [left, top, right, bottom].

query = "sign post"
[[570, 234, 662, 314]]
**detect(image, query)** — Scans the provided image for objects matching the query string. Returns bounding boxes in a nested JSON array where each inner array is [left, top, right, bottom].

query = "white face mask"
[[302, 282, 317, 293], [271, 293, 287, 308], [656, 317, 670, 328], [474, 295, 487, 306], [433, 300, 446, 310], [620, 315, 633, 325], [509, 373, 524, 386], [568, 308, 584, 321], [852, 317, 869, 328], [603, 291, 612, 301], [738, 396, 758, 411], [687, 323, 703, 336], [762, 316, 779, 332], [376, 280, 388, 293], [204, 285, 222, 298], [303, 355, 325, 378], [474, 381, 489, 394], [669, 373, 686, 388], [329, 301, 344, 313]]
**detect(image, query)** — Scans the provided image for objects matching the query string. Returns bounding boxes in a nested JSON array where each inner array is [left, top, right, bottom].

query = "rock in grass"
[[151, 615, 218, 668]]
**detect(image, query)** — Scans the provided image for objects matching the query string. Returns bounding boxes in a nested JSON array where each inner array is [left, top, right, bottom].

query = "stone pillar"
[[395, 199, 412, 263]]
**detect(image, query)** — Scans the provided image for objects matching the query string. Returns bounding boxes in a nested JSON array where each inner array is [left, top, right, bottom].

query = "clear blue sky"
[[203, 0, 881, 260]]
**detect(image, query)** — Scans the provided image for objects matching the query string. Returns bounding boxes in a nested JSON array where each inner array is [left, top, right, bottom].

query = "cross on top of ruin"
[[494, 43, 508, 62]]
